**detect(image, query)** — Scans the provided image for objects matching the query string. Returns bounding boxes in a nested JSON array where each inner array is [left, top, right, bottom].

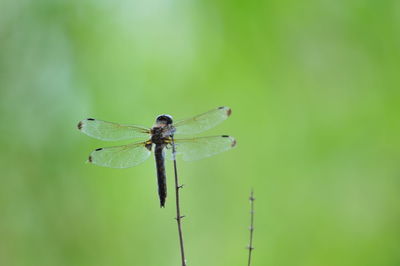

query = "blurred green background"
[[1, 0, 399, 265]]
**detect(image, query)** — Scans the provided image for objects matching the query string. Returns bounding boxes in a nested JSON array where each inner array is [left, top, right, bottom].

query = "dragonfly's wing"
[[88, 141, 152, 168], [77, 118, 150, 141], [165, 135, 236, 161], [173, 106, 232, 135]]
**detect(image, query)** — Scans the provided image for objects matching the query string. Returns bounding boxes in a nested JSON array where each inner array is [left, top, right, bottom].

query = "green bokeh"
[[1, 1, 399, 265]]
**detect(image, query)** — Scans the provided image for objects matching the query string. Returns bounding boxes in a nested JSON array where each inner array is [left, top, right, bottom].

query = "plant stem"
[[171, 136, 186, 266], [247, 189, 255, 266]]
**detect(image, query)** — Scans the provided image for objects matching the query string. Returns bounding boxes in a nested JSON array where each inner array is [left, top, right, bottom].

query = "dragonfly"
[[77, 106, 236, 207]]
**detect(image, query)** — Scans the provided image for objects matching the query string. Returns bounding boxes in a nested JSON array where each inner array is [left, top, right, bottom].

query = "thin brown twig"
[[171, 136, 186, 266], [247, 189, 255, 266]]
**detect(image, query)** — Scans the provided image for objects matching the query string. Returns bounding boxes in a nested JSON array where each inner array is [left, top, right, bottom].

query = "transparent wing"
[[165, 135, 236, 161], [88, 141, 152, 168], [173, 106, 232, 135], [77, 118, 150, 141]]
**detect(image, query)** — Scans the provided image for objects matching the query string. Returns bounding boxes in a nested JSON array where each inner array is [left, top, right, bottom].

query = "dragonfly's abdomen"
[[154, 144, 167, 207]]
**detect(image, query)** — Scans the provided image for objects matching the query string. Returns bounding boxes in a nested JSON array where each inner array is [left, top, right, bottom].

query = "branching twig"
[[171, 136, 186, 266], [247, 189, 255, 266]]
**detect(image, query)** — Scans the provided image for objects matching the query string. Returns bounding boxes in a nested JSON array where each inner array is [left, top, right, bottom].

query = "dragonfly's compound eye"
[[156, 114, 173, 125]]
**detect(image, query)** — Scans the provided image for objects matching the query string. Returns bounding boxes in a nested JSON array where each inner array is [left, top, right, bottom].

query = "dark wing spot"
[[218, 106, 225, 109], [77, 121, 83, 130], [87, 118, 95, 121], [226, 108, 232, 116], [231, 139, 237, 147], [95, 148, 103, 151], [88, 156, 93, 163], [222, 135, 236, 147]]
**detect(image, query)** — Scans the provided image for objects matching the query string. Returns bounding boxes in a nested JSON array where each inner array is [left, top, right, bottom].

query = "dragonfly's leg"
[[145, 140, 152, 151]]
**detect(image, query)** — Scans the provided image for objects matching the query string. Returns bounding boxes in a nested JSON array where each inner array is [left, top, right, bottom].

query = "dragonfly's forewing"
[[88, 142, 151, 168], [174, 106, 232, 135], [166, 135, 236, 161], [77, 118, 150, 141]]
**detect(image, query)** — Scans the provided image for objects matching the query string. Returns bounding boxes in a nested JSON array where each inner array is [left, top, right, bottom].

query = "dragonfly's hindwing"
[[88, 142, 151, 168], [167, 135, 236, 161]]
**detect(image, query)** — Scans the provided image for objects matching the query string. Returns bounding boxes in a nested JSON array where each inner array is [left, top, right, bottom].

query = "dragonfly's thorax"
[[151, 114, 175, 145], [151, 125, 175, 145]]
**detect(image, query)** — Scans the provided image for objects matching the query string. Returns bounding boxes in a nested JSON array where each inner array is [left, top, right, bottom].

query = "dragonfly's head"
[[155, 114, 173, 127]]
